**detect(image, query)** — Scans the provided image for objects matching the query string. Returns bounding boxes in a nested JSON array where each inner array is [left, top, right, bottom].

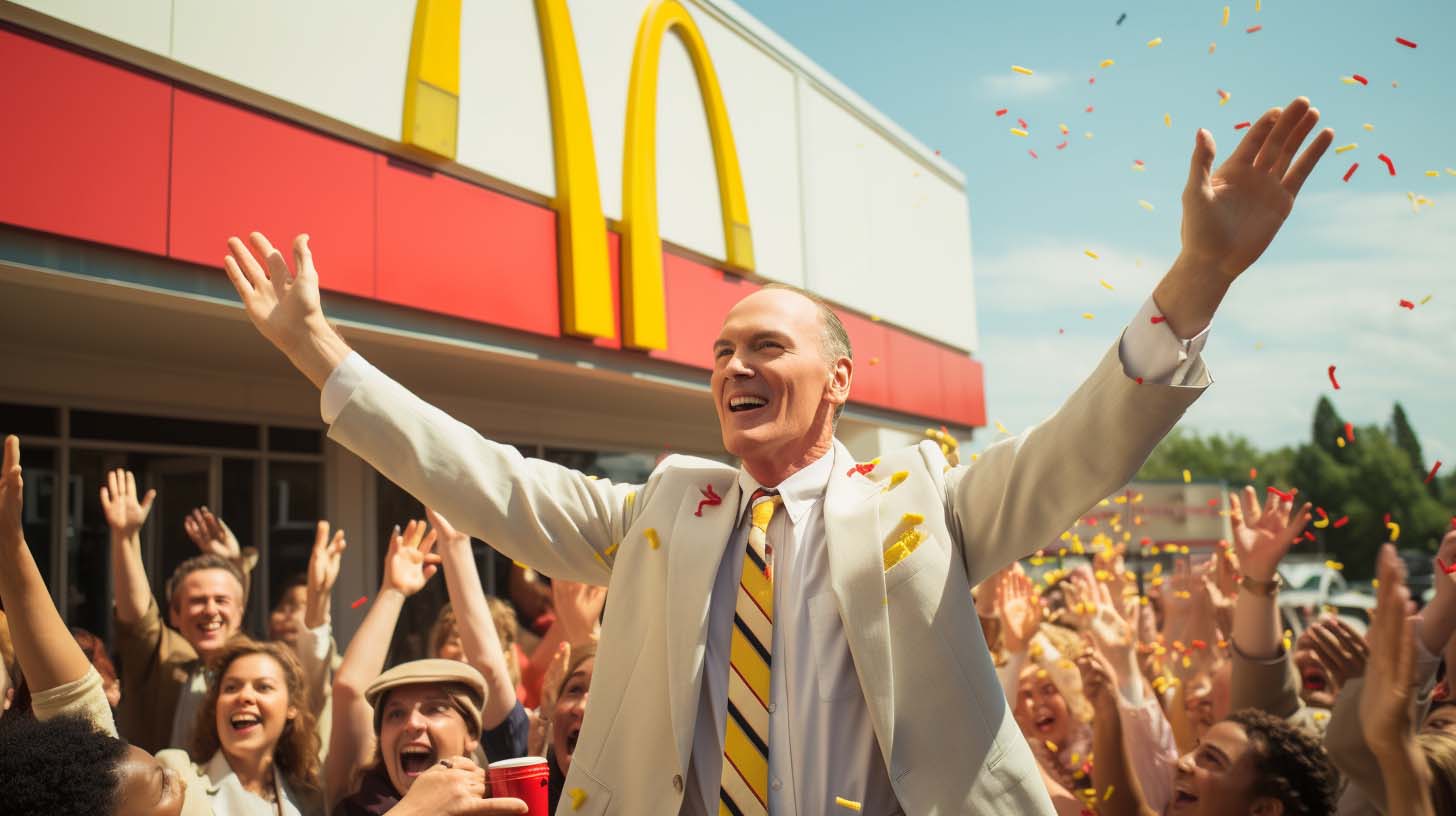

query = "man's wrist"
[[286, 317, 352, 390]]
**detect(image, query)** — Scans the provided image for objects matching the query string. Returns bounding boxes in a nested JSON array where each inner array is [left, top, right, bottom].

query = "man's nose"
[[1175, 751, 1196, 774], [723, 353, 752, 377]]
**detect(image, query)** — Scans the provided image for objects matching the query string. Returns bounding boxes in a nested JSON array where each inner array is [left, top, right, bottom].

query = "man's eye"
[[714, 347, 733, 358]]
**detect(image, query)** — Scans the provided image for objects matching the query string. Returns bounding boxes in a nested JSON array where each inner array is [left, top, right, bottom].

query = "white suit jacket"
[[328, 341, 1207, 815]]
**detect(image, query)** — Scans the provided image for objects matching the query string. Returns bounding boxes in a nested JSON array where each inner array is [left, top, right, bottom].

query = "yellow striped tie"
[[719, 488, 780, 816]]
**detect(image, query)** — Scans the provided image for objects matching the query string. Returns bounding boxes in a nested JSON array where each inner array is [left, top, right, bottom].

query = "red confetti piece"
[[351, 596, 368, 609], [1399, 299, 1415, 309], [934, 149, 941, 156], [1317, 507, 1329, 519], [1344, 422, 1355, 442], [1134, 159, 1145, 166], [995, 108, 1008, 117], [1426, 460, 1443, 484], [1378, 152, 1396, 175], [1439, 557, 1456, 576], [1327, 364, 1341, 390], [1207, 498, 1220, 507], [846, 461, 877, 478], [1250, 468, 1258, 479], [1333, 516, 1350, 528], [1089, 76, 1096, 85], [1135, 377, 1144, 385], [1029, 150, 1039, 159], [1450, 517, 1456, 531], [694, 483, 722, 517], [1018, 117, 1029, 129], [1085, 105, 1095, 113], [1267, 486, 1295, 501], [1303, 531, 1317, 542], [1191, 639, 1209, 650], [1342, 162, 1359, 182], [1246, 24, 1263, 33], [1234, 121, 1252, 130], [1352, 74, 1369, 85], [1150, 315, 1166, 324], [1395, 36, 1418, 48], [1056, 141, 1068, 150]]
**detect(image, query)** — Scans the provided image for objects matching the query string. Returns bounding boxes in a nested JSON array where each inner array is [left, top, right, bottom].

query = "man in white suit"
[[223, 100, 1332, 814]]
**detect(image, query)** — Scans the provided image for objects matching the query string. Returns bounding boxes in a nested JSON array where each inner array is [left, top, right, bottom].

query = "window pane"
[[0, 402, 59, 438], [221, 459, 260, 631], [266, 460, 320, 634], [268, 426, 323, 454], [71, 409, 258, 450]]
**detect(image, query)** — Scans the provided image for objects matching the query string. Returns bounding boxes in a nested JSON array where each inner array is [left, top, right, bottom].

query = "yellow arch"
[[621, 0, 755, 350], [536, 0, 615, 339], [402, 0, 461, 158]]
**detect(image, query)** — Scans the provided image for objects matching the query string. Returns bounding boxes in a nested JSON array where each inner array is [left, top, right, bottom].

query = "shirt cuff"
[[320, 351, 376, 425], [300, 620, 333, 663], [1118, 296, 1211, 385]]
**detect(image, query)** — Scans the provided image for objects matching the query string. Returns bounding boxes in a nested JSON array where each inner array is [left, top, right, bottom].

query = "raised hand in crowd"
[[389, 755, 528, 816], [99, 468, 158, 625], [1420, 529, 1456, 657], [1360, 544, 1436, 816], [527, 641, 572, 758], [1076, 648, 1154, 816], [1229, 486, 1311, 658], [553, 577, 606, 648], [305, 520, 348, 630], [996, 567, 1041, 654], [1304, 616, 1368, 689]]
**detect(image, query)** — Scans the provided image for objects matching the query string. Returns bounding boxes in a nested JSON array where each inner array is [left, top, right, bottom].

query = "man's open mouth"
[[399, 744, 435, 777], [565, 727, 580, 755], [1302, 668, 1328, 691], [198, 618, 224, 635], [728, 395, 768, 413]]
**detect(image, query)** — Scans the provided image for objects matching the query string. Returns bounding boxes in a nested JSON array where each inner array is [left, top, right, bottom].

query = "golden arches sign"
[[401, 0, 755, 351]]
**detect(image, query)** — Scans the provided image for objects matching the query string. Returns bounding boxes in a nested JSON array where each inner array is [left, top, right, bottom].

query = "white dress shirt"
[[318, 296, 1209, 816]]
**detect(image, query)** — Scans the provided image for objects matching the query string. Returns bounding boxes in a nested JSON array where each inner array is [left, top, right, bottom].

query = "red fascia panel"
[[169, 90, 375, 297], [836, 310, 889, 409], [375, 155, 560, 337], [885, 330, 947, 420], [0, 29, 169, 255], [940, 349, 987, 427], [649, 251, 757, 369]]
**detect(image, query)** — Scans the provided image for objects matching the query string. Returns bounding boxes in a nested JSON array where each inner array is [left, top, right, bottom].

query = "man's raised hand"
[[185, 506, 241, 560], [1, 436, 23, 548], [1180, 98, 1333, 280], [381, 519, 442, 597], [224, 232, 351, 389], [305, 520, 348, 628], [100, 468, 156, 541], [1229, 485, 1312, 583]]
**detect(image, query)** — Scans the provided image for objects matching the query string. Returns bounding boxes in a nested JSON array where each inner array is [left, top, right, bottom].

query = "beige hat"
[[365, 659, 487, 737]]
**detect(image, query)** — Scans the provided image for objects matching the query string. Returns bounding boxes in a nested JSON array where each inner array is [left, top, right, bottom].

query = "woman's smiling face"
[[551, 658, 595, 775], [1014, 665, 1070, 749], [215, 653, 296, 759]]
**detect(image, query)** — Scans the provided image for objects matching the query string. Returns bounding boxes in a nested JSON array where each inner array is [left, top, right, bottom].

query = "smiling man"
[[224, 99, 1332, 814]]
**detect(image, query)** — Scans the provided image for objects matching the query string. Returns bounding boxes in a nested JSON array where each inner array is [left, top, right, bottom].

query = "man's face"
[[268, 585, 307, 646], [1169, 721, 1262, 815], [711, 290, 848, 466], [113, 744, 186, 816], [168, 569, 244, 655], [379, 685, 478, 796]]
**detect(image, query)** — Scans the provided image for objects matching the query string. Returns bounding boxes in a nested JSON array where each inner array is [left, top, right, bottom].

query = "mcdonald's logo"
[[401, 0, 754, 351]]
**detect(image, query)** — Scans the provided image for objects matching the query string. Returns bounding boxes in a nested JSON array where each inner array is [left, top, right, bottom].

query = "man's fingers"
[[1270, 107, 1320, 178], [330, 529, 348, 555], [223, 255, 254, 298], [1242, 485, 1261, 525], [1185, 128, 1215, 194], [1227, 107, 1282, 166], [227, 236, 270, 289], [140, 489, 157, 513], [314, 520, 330, 550], [292, 234, 313, 280], [469, 798, 529, 815], [1281, 127, 1334, 198], [125, 470, 138, 502], [1, 435, 17, 477], [1254, 98, 1310, 170], [420, 529, 439, 555]]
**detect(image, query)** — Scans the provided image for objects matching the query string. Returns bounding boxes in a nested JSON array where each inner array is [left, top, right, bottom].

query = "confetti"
[[1100, 59, 1115, 68], [887, 471, 909, 490], [1099, 279, 1114, 290], [351, 595, 368, 609], [1147, 37, 1163, 47], [1422, 294, 1434, 303], [1387, 521, 1401, 542], [1046, 740, 1060, 752], [1333, 515, 1349, 528], [1256, 0, 1262, 10], [1012, 65, 1035, 75], [1133, 159, 1146, 170], [1059, 123, 1070, 135], [1364, 123, 1375, 131], [1334, 143, 1358, 154], [1327, 365, 1341, 390], [1017, 117, 1029, 129], [1246, 24, 1262, 33], [694, 483, 722, 516], [847, 459, 879, 477], [1084, 249, 1100, 259], [1209, 42, 1217, 54], [1344, 422, 1355, 442], [835, 798, 863, 812], [1395, 37, 1418, 48], [1426, 170, 1441, 177], [1116, 12, 1126, 25], [1399, 299, 1415, 309], [1326, 560, 1344, 571], [645, 528, 660, 549], [1378, 153, 1397, 175], [567, 788, 587, 810], [1221, 6, 1230, 25], [1138, 200, 1155, 211], [1085, 131, 1094, 139], [1234, 121, 1252, 130], [1164, 113, 1172, 127], [1056, 141, 1068, 150], [1183, 469, 1192, 484], [1028, 150, 1039, 159], [1250, 467, 1258, 479], [1217, 88, 1231, 105], [1439, 558, 1456, 576], [1267, 486, 1294, 501], [1336, 436, 1347, 448], [1427, 461, 1443, 484], [1010, 128, 1030, 137], [1082, 312, 1095, 320], [1151, 316, 1166, 324], [1085, 105, 1095, 113], [1352, 74, 1369, 85], [1314, 507, 1330, 528], [995, 108, 1008, 116]]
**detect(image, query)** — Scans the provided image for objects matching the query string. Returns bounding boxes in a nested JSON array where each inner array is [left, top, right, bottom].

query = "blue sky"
[[735, 0, 1455, 465]]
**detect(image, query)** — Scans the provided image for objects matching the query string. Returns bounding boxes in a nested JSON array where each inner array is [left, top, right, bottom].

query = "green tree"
[[1391, 402, 1435, 495]]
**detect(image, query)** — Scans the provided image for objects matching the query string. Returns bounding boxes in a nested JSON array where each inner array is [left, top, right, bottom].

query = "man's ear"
[[167, 600, 182, 630], [826, 356, 853, 407], [1250, 797, 1285, 816]]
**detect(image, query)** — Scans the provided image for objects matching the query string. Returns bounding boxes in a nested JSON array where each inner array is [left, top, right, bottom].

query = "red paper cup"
[[487, 757, 551, 815]]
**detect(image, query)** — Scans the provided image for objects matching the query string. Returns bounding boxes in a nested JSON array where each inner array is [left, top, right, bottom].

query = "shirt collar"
[[735, 446, 834, 525]]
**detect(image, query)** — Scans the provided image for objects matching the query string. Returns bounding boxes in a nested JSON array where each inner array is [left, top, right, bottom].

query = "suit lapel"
[[664, 474, 742, 774], [823, 441, 897, 756]]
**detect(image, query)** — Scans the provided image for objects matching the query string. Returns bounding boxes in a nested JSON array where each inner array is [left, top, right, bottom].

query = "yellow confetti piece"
[[1256, 0, 1262, 11], [886, 470, 909, 490], [1081, 312, 1095, 320], [1363, 123, 1375, 131], [513, 560, 529, 569], [1182, 655, 1192, 669], [835, 797, 863, 812], [1221, 6, 1230, 25], [1012, 65, 1035, 75], [1325, 560, 1344, 571], [1447, 170, 1456, 177], [1426, 170, 1441, 177], [1084, 249, 1100, 259], [1341, 77, 1361, 85], [1421, 294, 1434, 303], [1313, 710, 1329, 722], [1071, 752, 1081, 765], [1147, 37, 1163, 47], [645, 528, 660, 549], [995, 420, 1009, 434], [1059, 123, 1070, 135], [901, 512, 925, 526], [1164, 112, 1172, 127], [567, 787, 588, 810], [1010, 128, 1030, 137], [1182, 469, 1192, 483], [1373, 578, 1380, 589], [1313, 516, 1330, 529], [1035, 667, 1049, 679], [1336, 436, 1346, 448], [1138, 200, 1155, 211], [1100, 58, 1115, 68], [1334, 143, 1358, 154], [603, 541, 620, 558], [1046, 740, 1060, 753], [1132, 162, 1146, 172], [1084, 131, 1094, 140], [1387, 521, 1401, 542]]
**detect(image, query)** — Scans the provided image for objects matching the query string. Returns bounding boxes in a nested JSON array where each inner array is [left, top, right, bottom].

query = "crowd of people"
[[3, 428, 1455, 814]]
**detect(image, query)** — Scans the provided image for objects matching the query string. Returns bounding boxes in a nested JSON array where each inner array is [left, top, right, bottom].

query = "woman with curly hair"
[[154, 637, 323, 815]]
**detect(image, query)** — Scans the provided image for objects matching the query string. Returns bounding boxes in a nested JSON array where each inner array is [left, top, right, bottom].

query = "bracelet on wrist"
[[1239, 573, 1282, 596]]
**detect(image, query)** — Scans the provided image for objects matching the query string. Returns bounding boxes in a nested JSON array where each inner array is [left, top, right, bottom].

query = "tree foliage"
[[1137, 400, 1453, 579]]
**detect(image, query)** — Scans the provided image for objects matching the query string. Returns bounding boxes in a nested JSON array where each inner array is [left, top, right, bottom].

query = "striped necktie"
[[719, 487, 781, 816]]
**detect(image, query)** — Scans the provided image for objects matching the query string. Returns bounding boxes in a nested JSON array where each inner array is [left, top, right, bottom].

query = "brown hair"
[[555, 641, 598, 701], [486, 596, 522, 690], [165, 553, 246, 610], [1419, 731, 1456, 815], [191, 637, 320, 796], [429, 602, 459, 658]]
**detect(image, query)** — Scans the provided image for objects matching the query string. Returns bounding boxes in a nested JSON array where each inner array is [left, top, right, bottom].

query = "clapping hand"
[[304, 520, 347, 628], [99, 468, 156, 541], [1361, 545, 1418, 751], [382, 519, 442, 597], [1229, 486, 1312, 583]]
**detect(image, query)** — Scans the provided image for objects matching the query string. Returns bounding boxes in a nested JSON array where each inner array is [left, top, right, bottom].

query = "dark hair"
[[759, 283, 853, 422], [191, 637, 321, 796], [272, 572, 308, 610], [1227, 708, 1338, 816], [165, 553, 246, 609], [0, 714, 129, 815]]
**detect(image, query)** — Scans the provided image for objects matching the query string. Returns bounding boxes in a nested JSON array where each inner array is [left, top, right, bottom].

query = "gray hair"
[[760, 283, 852, 422]]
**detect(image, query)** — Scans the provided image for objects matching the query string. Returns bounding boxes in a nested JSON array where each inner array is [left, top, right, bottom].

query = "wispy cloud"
[[979, 70, 1070, 97]]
